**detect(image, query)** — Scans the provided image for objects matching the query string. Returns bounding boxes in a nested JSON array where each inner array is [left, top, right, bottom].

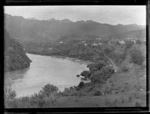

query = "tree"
[[39, 84, 58, 97], [78, 82, 85, 89], [90, 66, 115, 84], [79, 70, 91, 81], [125, 40, 134, 49], [87, 61, 107, 72], [128, 47, 144, 66]]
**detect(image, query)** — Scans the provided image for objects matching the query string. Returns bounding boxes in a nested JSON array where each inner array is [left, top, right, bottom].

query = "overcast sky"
[[4, 6, 146, 25]]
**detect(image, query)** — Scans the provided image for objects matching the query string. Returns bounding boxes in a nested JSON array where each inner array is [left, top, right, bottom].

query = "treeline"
[[25, 38, 145, 66]]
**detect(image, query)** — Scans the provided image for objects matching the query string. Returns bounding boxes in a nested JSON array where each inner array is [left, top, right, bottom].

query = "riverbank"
[[27, 52, 92, 65], [5, 53, 89, 98], [5, 30, 31, 72], [5, 61, 146, 107], [5, 44, 146, 107], [5, 70, 146, 108]]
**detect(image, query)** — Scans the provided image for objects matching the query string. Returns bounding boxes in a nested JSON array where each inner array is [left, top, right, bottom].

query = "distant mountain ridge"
[[5, 14, 146, 44]]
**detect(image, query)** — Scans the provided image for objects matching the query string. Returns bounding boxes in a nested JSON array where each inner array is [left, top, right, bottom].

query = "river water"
[[4, 53, 88, 98]]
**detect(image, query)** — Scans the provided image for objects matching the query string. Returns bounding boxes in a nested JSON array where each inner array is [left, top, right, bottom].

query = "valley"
[[4, 13, 146, 108]]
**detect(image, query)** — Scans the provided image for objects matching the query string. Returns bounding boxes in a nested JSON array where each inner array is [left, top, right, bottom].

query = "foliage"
[[125, 40, 134, 50], [78, 82, 85, 89], [39, 84, 58, 97], [5, 84, 59, 108], [87, 60, 107, 72], [128, 46, 144, 65], [4, 30, 31, 71], [120, 60, 132, 72], [90, 66, 115, 84], [78, 59, 114, 87], [80, 71, 91, 81], [61, 87, 78, 96]]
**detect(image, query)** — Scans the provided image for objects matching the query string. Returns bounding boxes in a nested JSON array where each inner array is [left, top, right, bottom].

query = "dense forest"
[[4, 30, 31, 71]]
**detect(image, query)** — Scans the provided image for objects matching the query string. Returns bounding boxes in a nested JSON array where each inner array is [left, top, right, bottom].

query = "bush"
[[128, 47, 144, 65], [80, 70, 91, 81], [125, 40, 134, 50], [39, 84, 58, 97], [62, 87, 79, 96], [87, 61, 107, 71], [93, 90, 102, 96], [78, 82, 85, 89], [121, 66, 129, 72], [120, 61, 131, 72], [90, 66, 114, 84]]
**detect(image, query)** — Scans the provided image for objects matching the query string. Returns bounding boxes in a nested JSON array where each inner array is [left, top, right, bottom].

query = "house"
[[119, 40, 125, 44], [92, 43, 98, 46]]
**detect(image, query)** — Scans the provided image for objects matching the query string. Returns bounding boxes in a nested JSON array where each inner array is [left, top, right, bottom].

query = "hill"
[[4, 30, 31, 71], [5, 14, 145, 45]]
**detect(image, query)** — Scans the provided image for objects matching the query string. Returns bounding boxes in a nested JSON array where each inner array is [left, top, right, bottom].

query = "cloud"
[[4, 5, 146, 25]]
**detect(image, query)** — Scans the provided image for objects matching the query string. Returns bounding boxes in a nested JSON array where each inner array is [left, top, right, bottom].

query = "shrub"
[[128, 47, 144, 66], [121, 66, 129, 72], [78, 82, 85, 89], [39, 84, 58, 97], [120, 61, 131, 72], [87, 61, 107, 72], [93, 90, 102, 96], [125, 40, 134, 50], [62, 87, 78, 96], [90, 65, 114, 84], [80, 70, 91, 81]]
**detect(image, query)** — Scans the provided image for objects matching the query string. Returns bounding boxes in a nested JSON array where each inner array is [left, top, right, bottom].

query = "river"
[[4, 53, 88, 98]]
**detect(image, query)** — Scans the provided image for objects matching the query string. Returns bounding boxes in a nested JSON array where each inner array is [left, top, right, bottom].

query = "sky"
[[4, 6, 146, 25]]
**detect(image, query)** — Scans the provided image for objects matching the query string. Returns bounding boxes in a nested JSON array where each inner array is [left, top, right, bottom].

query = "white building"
[[119, 40, 125, 44], [84, 43, 87, 46], [96, 38, 101, 40], [92, 43, 98, 46]]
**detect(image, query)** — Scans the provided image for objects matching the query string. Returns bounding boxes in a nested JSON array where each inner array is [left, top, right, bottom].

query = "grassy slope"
[[50, 44, 146, 107], [43, 64, 146, 107]]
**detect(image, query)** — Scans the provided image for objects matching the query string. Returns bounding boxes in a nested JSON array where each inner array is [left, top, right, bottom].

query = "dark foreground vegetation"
[[4, 30, 31, 71]]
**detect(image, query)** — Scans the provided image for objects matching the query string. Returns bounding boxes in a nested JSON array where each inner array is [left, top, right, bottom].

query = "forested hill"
[[4, 30, 31, 71], [5, 14, 145, 44]]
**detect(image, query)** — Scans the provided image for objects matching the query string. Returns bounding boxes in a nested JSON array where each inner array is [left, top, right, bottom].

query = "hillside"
[[5, 14, 145, 45], [5, 40, 146, 107], [5, 57, 146, 107], [118, 29, 146, 40], [4, 13, 146, 108], [4, 30, 31, 71]]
